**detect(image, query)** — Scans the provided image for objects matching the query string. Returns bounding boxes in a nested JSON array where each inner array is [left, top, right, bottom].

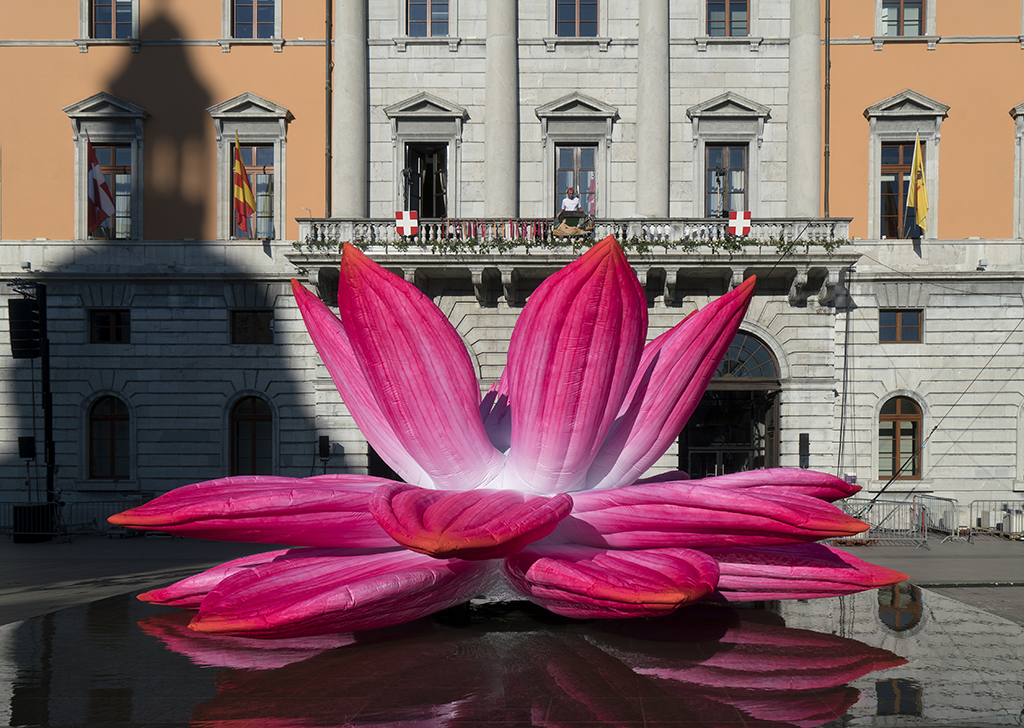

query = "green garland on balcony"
[[294, 233, 847, 257]]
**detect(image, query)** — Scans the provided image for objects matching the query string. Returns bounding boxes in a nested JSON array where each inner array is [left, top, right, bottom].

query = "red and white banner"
[[728, 210, 752, 237], [395, 210, 418, 237], [87, 139, 116, 234]]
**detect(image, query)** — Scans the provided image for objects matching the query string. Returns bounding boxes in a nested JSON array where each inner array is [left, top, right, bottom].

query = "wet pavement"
[[1, 534, 1023, 726]]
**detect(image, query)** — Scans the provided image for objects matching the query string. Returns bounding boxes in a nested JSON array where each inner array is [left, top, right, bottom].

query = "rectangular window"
[[707, 0, 748, 37], [234, 0, 275, 39], [234, 144, 275, 239], [882, 1, 923, 37], [879, 309, 921, 343], [91, 0, 133, 39], [90, 309, 131, 344], [231, 310, 274, 344], [880, 141, 923, 239], [555, 145, 597, 216], [706, 144, 747, 217], [91, 144, 132, 239], [556, 0, 598, 38], [408, 0, 449, 37], [405, 144, 448, 218]]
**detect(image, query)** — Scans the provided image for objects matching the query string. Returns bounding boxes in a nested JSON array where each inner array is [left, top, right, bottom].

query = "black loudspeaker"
[[18, 436, 35, 459], [318, 435, 330, 459], [8, 298, 40, 359]]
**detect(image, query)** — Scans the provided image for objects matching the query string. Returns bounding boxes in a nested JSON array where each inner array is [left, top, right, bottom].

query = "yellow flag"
[[905, 133, 928, 231]]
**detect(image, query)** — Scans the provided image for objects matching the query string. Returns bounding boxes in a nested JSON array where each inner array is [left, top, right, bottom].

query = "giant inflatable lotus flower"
[[111, 235, 905, 638]]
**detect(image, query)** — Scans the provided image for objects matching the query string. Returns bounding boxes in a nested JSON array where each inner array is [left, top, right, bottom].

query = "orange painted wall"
[[0, 1, 331, 242], [826, 1, 1024, 239]]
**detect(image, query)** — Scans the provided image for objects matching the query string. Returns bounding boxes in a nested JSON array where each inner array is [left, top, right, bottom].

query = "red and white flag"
[[396, 210, 418, 237], [87, 139, 116, 234], [728, 210, 752, 237]]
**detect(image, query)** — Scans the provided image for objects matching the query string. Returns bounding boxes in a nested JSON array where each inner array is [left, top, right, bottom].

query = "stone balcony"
[[288, 216, 858, 308]]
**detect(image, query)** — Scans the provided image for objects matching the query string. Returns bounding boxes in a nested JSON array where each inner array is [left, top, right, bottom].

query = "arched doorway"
[[678, 332, 781, 478]]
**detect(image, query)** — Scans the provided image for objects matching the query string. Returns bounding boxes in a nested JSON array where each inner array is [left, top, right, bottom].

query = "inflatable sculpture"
[[111, 235, 905, 638]]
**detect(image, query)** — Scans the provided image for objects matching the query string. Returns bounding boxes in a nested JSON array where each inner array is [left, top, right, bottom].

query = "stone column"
[[333, 0, 368, 217], [484, 0, 519, 217], [635, 0, 670, 217], [786, 0, 821, 217]]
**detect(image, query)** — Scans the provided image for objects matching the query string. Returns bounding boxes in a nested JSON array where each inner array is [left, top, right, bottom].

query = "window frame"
[[384, 92, 466, 219], [706, 0, 749, 38], [879, 141, 925, 239], [64, 93, 148, 242], [554, 144, 598, 217], [89, 309, 131, 344], [231, 309, 274, 345], [865, 89, 948, 240], [208, 93, 292, 241], [555, 0, 599, 38], [78, 0, 139, 47], [697, 0, 759, 46], [879, 309, 922, 343], [225, 393, 278, 476], [536, 92, 617, 218], [88, 395, 131, 481], [546, 0, 608, 47], [880, 0, 924, 37], [873, 0, 936, 48], [88, 143, 134, 240], [705, 143, 749, 218], [221, 0, 283, 50], [878, 396, 923, 481], [407, 0, 451, 38], [687, 92, 768, 219]]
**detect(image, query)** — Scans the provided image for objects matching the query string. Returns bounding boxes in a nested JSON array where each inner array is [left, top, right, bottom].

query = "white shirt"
[[560, 196, 582, 213]]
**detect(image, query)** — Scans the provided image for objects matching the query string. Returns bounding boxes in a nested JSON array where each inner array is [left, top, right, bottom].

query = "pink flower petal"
[[108, 475, 396, 547], [139, 549, 290, 608], [689, 468, 861, 502], [189, 549, 496, 638], [292, 279, 435, 487], [586, 277, 756, 491], [503, 543, 719, 618], [335, 244, 505, 490], [138, 546, 400, 608], [561, 482, 869, 549], [504, 235, 648, 494], [370, 483, 573, 560], [703, 543, 908, 601]]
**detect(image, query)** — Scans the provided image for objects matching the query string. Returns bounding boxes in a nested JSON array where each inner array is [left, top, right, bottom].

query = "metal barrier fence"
[[969, 500, 1024, 540], [913, 495, 968, 543], [829, 497, 930, 548], [1, 500, 144, 541]]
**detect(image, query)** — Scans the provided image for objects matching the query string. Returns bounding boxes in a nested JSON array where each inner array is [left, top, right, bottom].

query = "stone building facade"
[[1, 1, 1023, 529]]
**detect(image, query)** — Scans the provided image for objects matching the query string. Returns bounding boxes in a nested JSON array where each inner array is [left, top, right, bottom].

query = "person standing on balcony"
[[558, 187, 582, 222]]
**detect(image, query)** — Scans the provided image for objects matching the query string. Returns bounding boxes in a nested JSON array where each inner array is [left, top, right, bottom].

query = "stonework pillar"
[[484, 0, 519, 217], [635, 0, 670, 217], [787, 0, 822, 217], [333, 0, 368, 217]]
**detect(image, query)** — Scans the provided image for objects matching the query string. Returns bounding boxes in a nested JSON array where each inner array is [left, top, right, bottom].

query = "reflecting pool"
[[1, 585, 1021, 727]]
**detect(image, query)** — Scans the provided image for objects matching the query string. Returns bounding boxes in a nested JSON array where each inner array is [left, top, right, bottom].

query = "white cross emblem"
[[728, 210, 752, 236], [395, 210, 419, 237]]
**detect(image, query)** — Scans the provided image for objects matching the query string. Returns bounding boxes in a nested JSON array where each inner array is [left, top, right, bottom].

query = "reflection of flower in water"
[[113, 237, 904, 638], [141, 604, 906, 728]]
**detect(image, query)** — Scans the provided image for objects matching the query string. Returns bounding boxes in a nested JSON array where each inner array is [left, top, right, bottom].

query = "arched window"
[[90, 396, 130, 479], [231, 396, 273, 475], [879, 397, 921, 479], [715, 332, 779, 379]]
